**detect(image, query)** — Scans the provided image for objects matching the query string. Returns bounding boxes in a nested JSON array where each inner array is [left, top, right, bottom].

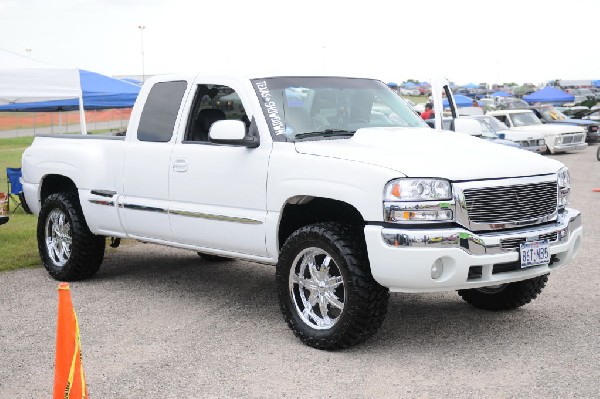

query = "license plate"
[[520, 240, 550, 268]]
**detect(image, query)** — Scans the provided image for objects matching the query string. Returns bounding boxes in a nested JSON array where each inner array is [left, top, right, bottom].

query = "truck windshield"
[[252, 77, 427, 140], [510, 112, 542, 127], [481, 115, 509, 132], [468, 117, 499, 139]]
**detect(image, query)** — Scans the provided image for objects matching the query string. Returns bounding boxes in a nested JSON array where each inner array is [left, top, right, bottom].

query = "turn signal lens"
[[390, 209, 453, 222]]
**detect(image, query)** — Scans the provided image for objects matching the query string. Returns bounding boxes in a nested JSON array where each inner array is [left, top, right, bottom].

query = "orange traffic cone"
[[53, 283, 89, 399]]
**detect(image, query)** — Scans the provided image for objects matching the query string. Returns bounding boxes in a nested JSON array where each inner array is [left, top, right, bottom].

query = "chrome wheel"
[[289, 247, 345, 330], [44, 208, 72, 267]]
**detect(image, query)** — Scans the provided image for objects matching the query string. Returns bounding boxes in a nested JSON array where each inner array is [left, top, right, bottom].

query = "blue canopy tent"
[[0, 69, 140, 111], [402, 82, 417, 87], [492, 91, 512, 97], [523, 86, 574, 105], [386, 82, 398, 88], [592, 80, 600, 87], [443, 94, 478, 107]]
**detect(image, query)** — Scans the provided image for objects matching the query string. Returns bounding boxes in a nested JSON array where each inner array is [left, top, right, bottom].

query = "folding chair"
[[6, 167, 24, 213]]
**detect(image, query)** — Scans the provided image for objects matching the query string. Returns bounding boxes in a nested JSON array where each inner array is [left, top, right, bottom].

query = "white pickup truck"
[[22, 74, 582, 349], [487, 109, 587, 154]]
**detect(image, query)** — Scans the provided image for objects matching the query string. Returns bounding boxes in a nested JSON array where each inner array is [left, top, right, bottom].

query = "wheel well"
[[40, 175, 78, 204], [278, 197, 365, 249]]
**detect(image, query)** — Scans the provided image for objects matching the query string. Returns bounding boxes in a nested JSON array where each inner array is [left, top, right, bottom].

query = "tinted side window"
[[185, 84, 249, 142], [138, 81, 187, 142]]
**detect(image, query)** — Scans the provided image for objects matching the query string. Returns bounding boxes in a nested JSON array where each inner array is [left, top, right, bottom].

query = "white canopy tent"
[[0, 48, 87, 134]]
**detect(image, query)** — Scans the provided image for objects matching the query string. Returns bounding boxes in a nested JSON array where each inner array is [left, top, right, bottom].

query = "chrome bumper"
[[552, 142, 587, 152], [381, 208, 581, 256]]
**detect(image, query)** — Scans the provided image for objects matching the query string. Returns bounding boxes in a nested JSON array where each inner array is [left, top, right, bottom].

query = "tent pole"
[[78, 96, 87, 135]]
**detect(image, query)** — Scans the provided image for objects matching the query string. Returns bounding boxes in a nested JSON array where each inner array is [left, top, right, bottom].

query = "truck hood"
[[511, 124, 584, 136], [294, 127, 563, 181], [499, 129, 545, 140]]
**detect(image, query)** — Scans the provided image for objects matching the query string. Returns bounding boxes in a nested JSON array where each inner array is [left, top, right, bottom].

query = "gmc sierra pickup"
[[22, 74, 582, 349]]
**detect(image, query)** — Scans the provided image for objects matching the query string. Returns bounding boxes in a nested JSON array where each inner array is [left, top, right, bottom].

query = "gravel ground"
[[1, 146, 599, 398]]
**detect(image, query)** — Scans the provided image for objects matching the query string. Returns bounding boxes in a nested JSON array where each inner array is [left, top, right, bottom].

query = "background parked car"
[[531, 106, 600, 143], [487, 109, 587, 153], [494, 97, 530, 110], [400, 87, 420, 96]]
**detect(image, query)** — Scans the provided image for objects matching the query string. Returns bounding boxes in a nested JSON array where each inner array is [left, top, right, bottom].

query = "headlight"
[[384, 179, 452, 202], [557, 167, 570, 208]]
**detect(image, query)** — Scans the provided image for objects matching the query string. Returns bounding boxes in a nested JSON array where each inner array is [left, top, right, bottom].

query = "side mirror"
[[452, 118, 483, 136], [209, 120, 259, 148]]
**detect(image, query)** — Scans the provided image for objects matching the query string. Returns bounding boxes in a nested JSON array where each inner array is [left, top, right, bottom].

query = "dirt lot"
[[1, 146, 599, 398]]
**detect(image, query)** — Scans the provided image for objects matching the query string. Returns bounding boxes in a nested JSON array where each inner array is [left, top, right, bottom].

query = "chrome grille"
[[562, 133, 586, 144], [500, 232, 558, 250], [463, 181, 557, 224]]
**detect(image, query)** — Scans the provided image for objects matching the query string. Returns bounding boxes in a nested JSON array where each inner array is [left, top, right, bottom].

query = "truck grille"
[[563, 135, 574, 144], [562, 133, 585, 144], [463, 181, 557, 224]]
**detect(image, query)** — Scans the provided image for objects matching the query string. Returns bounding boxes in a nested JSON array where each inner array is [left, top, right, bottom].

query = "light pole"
[[138, 25, 146, 82]]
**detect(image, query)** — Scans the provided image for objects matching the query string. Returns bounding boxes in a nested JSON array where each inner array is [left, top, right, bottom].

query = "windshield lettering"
[[255, 80, 286, 135]]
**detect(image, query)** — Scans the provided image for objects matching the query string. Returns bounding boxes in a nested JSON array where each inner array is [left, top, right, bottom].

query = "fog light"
[[431, 258, 444, 279]]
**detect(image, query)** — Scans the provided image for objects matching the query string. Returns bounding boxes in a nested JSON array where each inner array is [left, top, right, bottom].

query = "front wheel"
[[596, 145, 600, 161], [458, 274, 548, 311], [37, 193, 105, 280], [276, 223, 389, 349]]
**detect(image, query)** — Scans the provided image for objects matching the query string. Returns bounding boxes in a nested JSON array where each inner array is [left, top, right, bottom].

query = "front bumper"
[[522, 144, 546, 153], [551, 142, 587, 153], [364, 208, 582, 292]]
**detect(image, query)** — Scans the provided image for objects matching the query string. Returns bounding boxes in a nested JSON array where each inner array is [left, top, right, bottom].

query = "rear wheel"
[[276, 223, 389, 349], [458, 275, 548, 311], [37, 193, 105, 280], [596, 145, 600, 161]]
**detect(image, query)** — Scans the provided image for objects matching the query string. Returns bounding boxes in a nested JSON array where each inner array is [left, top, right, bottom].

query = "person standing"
[[421, 103, 434, 119]]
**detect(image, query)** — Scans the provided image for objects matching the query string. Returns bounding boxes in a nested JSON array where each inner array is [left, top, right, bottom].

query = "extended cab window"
[[138, 81, 187, 142], [185, 84, 249, 142]]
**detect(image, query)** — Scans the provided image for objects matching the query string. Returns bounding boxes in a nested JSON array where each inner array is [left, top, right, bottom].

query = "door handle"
[[172, 159, 188, 172]]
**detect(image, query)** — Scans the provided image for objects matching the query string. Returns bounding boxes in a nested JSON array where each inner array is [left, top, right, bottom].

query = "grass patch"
[[405, 95, 429, 104], [0, 136, 34, 150], [0, 213, 40, 271], [0, 136, 39, 272]]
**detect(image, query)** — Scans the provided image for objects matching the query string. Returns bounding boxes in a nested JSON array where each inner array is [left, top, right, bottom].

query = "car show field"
[[0, 146, 598, 397]]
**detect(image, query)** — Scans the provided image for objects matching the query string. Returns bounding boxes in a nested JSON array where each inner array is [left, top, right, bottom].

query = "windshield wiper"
[[294, 129, 356, 140]]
